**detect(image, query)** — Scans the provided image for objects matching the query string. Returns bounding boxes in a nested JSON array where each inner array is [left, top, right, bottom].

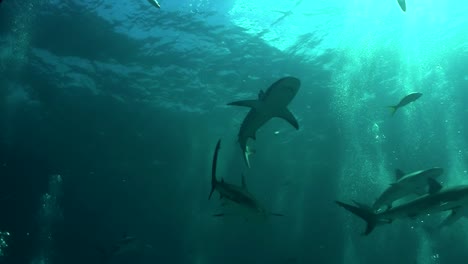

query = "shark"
[[209, 139, 283, 218], [228, 77, 300, 167], [388, 92, 422, 116], [336, 178, 468, 235], [373, 167, 444, 211]]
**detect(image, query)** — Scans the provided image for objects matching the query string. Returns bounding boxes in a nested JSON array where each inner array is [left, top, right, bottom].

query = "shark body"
[[209, 139, 282, 217], [373, 167, 444, 211], [228, 77, 300, 167], [337, 179, 468, 235]]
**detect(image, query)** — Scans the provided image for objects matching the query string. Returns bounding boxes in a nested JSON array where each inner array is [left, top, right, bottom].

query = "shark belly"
[[238, 109, 272, 151]]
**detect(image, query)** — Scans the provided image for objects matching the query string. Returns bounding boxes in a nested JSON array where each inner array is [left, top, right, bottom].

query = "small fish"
[[388, 92, 422, 116]]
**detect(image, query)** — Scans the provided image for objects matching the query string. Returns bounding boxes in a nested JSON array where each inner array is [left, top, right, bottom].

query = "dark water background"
[[0, 0, 467, 263]]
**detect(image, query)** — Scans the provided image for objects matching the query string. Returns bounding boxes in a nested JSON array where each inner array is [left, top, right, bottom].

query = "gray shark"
[[336, 179, 468, 235], [437, 206, 468, 229], [373, 167, 444, 211], [209, 139, 283, 217], [228, 77, 300, 167], [397, 0, 406, 12], [388, 92, 422, 116]]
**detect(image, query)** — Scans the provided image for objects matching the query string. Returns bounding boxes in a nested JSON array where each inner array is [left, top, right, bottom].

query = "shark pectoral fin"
[[439, 208, 465, 228], [227, 100, 261, 108], [276, 108, 299, 130], [427, 178, 442, 194]]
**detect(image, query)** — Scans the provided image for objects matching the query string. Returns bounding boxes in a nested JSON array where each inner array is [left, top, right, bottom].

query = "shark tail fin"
[[209, 139, 221, 200], [335, 200, 378, 235], [388, 106, 398, 116]]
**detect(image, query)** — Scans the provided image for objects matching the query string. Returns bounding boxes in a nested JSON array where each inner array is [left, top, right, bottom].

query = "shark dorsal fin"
[[395, 169, 405, 180], [241, 173, 247, 190], [428, 178, 442, 194]]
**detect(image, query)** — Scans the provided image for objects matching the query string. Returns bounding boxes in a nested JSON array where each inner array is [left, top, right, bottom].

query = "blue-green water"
[[0, 0, 467, 263]]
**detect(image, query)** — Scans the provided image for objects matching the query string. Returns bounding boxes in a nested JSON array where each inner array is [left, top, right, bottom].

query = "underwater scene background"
[[0, 0, 467, 263]]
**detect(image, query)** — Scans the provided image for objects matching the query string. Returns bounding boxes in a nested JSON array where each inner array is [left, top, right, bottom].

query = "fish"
[[147, 0, 160, 9], [97, 234, 152, 263], [373, 167, 444, 211], [336, 178, 468, 235], [388, 92, 422, 116], [228, 77, 300, 167], [209, 139, 283, 217]]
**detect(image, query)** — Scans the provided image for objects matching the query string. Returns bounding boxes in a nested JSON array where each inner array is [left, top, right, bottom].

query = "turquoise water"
[[0, 0, 467, 263]]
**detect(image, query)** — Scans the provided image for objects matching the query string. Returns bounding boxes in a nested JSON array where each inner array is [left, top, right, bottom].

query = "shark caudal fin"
[[209, 139, 221, 200], [335, 201, 378, 235]]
